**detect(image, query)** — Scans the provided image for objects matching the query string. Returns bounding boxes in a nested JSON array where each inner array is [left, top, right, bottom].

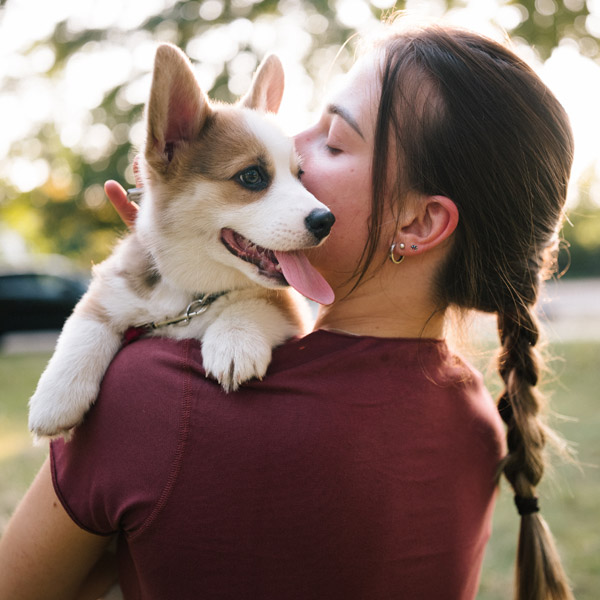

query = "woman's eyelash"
[[326, 145, 341, 155]]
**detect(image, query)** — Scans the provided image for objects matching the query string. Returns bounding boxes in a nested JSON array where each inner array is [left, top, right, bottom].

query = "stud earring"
[[411, 244, 418, 251], [389, 242, 405, 264]]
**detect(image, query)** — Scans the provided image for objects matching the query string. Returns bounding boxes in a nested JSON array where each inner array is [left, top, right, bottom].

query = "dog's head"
[[136, 44, 334, 304]]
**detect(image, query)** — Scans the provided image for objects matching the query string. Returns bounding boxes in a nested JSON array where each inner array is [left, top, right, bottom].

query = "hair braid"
[[497, 304, 574, 600], [497, 307, 545, 493]]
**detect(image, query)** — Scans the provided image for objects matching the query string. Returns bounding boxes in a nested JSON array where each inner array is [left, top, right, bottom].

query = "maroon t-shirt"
[[51, 330, 505, 600]]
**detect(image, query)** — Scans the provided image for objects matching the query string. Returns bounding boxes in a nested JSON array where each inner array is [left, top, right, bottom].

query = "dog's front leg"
[[28, 312, 123, 441], [201, 298, 298, 392]]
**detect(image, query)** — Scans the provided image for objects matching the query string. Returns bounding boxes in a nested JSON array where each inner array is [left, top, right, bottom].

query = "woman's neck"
[[313, 266, 447, 339]]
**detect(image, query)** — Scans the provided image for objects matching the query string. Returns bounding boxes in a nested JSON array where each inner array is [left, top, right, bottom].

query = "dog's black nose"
[[305, 209, 335, 241]]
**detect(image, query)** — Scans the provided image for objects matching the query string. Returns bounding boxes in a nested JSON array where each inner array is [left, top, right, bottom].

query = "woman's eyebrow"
[[327, 103, 365, 140]]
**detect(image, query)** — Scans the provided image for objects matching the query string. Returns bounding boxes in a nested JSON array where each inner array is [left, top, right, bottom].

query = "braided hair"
[[364, 25, 575, 600]]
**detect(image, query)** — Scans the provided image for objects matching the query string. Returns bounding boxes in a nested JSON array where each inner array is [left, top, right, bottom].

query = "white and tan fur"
[[28, 44, 333, 439]]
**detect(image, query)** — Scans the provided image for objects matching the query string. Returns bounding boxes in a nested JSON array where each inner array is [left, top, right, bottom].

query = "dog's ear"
[[239, 55, 284, 114], [145, 43, 211, 169]]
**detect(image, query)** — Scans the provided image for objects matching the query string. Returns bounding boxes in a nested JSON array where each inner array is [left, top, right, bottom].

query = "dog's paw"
[[28, 398, 78, 442], [28, 380, 97, 442], [202, 329, 272, 393]]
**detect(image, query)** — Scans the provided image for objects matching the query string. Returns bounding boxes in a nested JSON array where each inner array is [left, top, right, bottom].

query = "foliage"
[[560, 208, 600, 278], [0, 0, 598, 271], [513, 0, 595, 60]]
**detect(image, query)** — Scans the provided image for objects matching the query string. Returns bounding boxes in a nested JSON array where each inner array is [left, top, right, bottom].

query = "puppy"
[[29, 44, 335, 440]]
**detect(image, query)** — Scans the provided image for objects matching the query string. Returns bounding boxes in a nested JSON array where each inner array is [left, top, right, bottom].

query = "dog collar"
[[136, 291, 228, 330]]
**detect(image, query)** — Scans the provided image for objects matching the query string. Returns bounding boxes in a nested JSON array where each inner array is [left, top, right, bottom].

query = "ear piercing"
[[389, 242, 405, 264], [390, 242, 419, 264]]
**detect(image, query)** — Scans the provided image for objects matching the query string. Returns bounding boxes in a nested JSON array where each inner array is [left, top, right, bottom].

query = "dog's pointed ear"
[[239, 55, 284, 114], [145, 43, 211, 168]]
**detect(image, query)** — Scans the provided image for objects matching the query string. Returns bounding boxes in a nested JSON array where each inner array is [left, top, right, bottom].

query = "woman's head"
[[294, 45, 459, 299], [368, 26, 573, 314]]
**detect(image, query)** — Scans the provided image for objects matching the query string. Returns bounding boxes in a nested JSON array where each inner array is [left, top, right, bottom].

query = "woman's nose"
[[293, 130, 308, 154]]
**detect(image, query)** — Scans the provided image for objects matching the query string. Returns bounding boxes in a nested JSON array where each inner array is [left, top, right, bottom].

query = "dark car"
[[0, 272, 88, 335]]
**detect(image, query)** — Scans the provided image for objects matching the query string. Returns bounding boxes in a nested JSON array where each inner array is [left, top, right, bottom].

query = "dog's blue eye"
[[237, 167, 268, 191]]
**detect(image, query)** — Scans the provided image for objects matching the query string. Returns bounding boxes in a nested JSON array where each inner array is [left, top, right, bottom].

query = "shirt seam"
[[50, 443, 115, 536], [129, 338, 193, 541]]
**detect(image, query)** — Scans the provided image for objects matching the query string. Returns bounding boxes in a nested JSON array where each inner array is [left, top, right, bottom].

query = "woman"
[[0, 23, 574, 600]]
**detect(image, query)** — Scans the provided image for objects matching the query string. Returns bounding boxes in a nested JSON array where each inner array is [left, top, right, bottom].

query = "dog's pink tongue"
[[274, 251, 334, 305]]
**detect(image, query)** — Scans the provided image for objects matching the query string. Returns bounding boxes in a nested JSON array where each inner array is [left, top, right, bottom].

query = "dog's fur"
[[28, 44, 333, 439]]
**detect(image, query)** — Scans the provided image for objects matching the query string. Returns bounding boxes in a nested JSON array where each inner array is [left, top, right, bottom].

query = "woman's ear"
[[397, 195, 458, 254]]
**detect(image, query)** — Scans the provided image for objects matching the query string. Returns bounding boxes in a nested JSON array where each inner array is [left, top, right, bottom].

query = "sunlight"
[[542, 43, 600, 204], [0, 0, 598, 199], [6, 158, 50, 194], [199, 1, 225, 21], [62, 43, 133, 111], [336, 0, 374, 29]]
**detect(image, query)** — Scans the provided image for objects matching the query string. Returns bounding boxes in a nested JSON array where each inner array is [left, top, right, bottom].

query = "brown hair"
[[364, 25, 574, 600]]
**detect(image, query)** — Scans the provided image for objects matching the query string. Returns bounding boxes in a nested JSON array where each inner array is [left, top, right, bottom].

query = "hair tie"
[[514, 495, 540, 516]]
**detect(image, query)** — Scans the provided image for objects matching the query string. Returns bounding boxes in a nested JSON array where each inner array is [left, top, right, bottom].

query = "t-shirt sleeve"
[[50, 336, 196, 536]]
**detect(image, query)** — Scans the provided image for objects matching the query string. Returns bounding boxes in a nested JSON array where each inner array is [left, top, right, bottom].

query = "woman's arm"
[[0, 457, 114, 600]]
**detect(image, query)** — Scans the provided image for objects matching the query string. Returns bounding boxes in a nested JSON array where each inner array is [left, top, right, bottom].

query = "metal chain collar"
[[136, 291, 228, 330]]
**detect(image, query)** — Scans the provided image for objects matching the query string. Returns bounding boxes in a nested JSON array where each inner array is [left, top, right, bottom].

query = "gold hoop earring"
[[389, 242, 405, 264]]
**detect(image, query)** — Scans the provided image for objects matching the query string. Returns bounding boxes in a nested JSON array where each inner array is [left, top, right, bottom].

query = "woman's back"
[[52, 331, 504, 599]]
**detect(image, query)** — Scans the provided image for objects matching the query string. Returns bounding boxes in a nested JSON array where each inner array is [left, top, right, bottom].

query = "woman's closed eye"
[[325, 131, 343, 155], [325, 120, 349, 155]]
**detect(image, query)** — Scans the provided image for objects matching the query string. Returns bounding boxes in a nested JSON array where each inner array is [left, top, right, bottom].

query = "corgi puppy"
[[28, 43, 335, 440]]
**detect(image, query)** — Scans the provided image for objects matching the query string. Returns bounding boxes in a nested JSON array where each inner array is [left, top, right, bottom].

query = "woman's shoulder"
[[73, 335, 202, 440], [50, 336, 199, 534], [110, 334, 200, 384], [281, 329, 504, 444], [268, 328, 472, 386], [269, 328, 450, 370]]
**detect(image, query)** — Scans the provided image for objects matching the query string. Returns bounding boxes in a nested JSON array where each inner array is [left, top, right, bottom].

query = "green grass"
[[1, 343, 598, 597], [0, 352, 50, 532]]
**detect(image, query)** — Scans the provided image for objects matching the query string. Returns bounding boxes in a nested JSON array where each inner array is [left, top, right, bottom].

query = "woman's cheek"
[[300, 166, 329, 209], [305, 215, 371, 279]]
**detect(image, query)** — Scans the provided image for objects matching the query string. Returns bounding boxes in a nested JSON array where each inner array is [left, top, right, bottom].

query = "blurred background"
[[0, 0, 598, 598]]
